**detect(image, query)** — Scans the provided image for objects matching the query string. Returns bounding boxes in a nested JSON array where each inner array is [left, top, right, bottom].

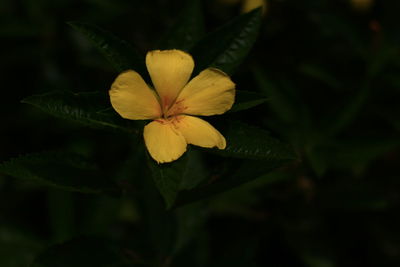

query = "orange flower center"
[[159, 96, 187, 119], [154, 115, 184, 129]]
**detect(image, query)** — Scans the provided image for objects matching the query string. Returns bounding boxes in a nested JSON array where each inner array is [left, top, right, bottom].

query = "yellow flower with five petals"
[[109, 49, 235, 163]]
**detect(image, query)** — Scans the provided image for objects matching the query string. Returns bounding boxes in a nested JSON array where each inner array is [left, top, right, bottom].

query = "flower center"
[[154, 115, 183, 129], [160, 97, 187, 119]]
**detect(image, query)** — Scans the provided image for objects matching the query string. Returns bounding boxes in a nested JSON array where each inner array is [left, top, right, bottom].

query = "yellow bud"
[[350, 0, 374, 12], [242, 0, 268, 15]]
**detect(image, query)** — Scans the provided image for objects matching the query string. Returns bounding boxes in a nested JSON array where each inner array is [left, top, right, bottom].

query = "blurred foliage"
[[1, 0, 400, 266]]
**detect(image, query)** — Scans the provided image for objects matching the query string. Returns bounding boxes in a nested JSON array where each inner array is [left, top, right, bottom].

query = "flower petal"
[[144, 120, 187, 163], [146, 50, 194, 109], [173, 68, 235, 116], [175, 115, 226, 149], [110, 70, 161, 120], [242, 0, 267, 15]]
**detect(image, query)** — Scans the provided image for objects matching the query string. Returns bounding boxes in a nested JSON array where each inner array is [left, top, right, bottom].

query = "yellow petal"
[[110, 70, 161, 120], [146, 50, 194, 110], [143, 119, 187, 163], [174, 115, 226, 149], [241, 0, 267, 15], [172, 68, 235, 116]]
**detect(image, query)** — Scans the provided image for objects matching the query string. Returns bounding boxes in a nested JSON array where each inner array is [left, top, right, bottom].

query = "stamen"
[[166, 99, 188, 118], [170, 115, 182, 129], [154, 119, 166, 124]]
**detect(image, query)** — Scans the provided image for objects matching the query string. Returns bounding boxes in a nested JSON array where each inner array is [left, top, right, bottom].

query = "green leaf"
[[170, 202, 209, 257], [173, 121, 296, 206], [0, 225, 43, 267], [379, 107, 400, 133], [47, 191, 76, 243], [22, 90, 143, 133], [253, 67, 316, 147], [68, 21, 145, 73], [157, 0, 205, 51], [312, 14, 365, 56], [213, 121, 296, 161], [146, 120, 294, 208], [147, 149, 209, 209], [179, 150, 209, 191], [298, 63, 341, 89], [190, 8, 262, 75], [31, 237, 125, 267], [229, 90, 268, 113], [318, 137, 400, 171], [146, 153, 189, 209], [305, 136, 400, 176], [304, 145, 328, 177], [0, 151, 116, 194], [146, 118, 294, 208], [211, 170, 293, 216], [324, 80, 371, 136], [176, 158, 288, 207], [253, 67, 298, 123]]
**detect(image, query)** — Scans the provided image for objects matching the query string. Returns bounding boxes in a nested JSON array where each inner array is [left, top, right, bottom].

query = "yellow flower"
[[109, 50, 236, 163]]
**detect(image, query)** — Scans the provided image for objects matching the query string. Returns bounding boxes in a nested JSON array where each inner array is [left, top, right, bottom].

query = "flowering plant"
[[1, 2, 300, 266]]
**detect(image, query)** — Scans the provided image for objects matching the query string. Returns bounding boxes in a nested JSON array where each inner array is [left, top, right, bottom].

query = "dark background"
[[1, 0, 400, 266]]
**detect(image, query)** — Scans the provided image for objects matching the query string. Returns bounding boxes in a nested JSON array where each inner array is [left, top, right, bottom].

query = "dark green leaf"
[[379, 107, 400, 133], [213, 121, 296, 161], [305, 136, 400, 176], [22, 90, 143, 133], [229, 90, 268, 113], [47, 191, 76, 243], [311, 14, 365, 56], [367, 45, 400, 77], [146, 153, 189, 209], [0, 225, 43, 267], [176, 158, 288, 207], [211, 170, 293, 215], [171, 202, 208, 255], [0, 151, 116, 194], [253, 67, 298, 123], [191, 8, 262, 75], [147, 149, 209, 209], [157, 0, 205, 50], [317, 137, 400, 170], [174, 121, 296, 206], [68, 21, 145, 73], [305, 145, 328, 177], [324, 80, 371, 136], [147, 119, 295, 208], [298, 63, 341, 89], [31, 237, 125, 267], [179, 150, 209, 191], [253, 67, 316, 147], [210, 239, 260, 267]]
